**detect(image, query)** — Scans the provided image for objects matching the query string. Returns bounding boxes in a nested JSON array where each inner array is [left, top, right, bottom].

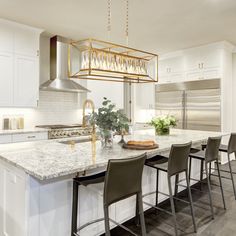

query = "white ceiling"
[[0, 0, 236, 54]]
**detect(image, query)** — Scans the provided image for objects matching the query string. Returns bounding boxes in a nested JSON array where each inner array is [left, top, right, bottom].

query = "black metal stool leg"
[[71, 180, 79, 236], [200, 160, 204, 191], [104, 205, 111, 236], [189, 157, 192, 182], [135, 193, 140, 226], [174, 174, 179, 196], [156, 169, 159, 207], [205, 162, 214, 219], [227, 153, 236, 200], [138, 192, 147, 236], [216, 162, 226, 210], [168, 176, 178, 236], [185, 170, 197, 233], [209, 162, 212, 182]]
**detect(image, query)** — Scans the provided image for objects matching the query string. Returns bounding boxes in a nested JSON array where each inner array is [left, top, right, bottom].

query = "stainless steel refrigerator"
[[155, 79, 221, 131]]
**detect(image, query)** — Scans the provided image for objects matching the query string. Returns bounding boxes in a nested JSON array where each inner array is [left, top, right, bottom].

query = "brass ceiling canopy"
[[68, 38, 158, 83], [68, 0, 158, 83]]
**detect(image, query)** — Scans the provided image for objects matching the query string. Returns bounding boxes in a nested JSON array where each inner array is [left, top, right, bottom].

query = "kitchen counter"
[[0, 127, 48, 135], [0, 128, 226, 236], [0, 129, 224, 180]]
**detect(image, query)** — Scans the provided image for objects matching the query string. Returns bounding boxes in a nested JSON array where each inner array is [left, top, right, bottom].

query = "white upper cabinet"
[[135, 83, 155, 110], [14, 26, 40, 56], [158, 55, 184, 83], [14, 55, 39, 107], [0, 21, 14, 53], [0, 19, 42, 107], [183, 44, 222, 81], [0, 52, 14, 106], [158, 42, 225, 84]]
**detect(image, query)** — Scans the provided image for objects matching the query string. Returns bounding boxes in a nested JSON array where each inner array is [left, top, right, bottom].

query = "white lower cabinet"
[[0, 135, 12, 144], [11, 132, 48, 143], [0, 132, 48, 144], [0, 163, 27, 236]]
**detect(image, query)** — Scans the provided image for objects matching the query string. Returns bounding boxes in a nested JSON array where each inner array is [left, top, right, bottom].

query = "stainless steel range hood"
[[40, 35, 90, 93]]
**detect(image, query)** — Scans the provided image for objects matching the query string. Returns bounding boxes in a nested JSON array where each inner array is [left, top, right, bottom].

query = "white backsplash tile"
[[0, 91, 83, 129]]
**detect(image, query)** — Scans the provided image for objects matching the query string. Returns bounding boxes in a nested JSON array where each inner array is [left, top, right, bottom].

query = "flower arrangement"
[[150, 115, 177, 135], [89, 97, 129, 147]]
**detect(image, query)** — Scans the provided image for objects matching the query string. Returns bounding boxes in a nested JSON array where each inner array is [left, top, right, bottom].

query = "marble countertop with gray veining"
[[0, 129, 226, 181]]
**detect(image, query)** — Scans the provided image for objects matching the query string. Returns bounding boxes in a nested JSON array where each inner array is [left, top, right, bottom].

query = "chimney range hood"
[[40, 36, 90, 93]]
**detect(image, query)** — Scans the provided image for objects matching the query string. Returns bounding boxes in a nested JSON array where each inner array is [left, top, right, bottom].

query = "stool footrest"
[[143, 201, 173, 215], [210, 173, 232, 181], [76, 215, 139, 236], [109, 218, 138, 236], [77, 217, 104, 232]]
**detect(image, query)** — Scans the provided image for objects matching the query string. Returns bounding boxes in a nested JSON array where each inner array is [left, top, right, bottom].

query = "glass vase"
[[100, 129, 114, 148], [155, 127, 170, 136]]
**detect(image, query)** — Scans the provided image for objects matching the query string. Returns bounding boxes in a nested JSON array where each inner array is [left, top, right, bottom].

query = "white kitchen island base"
[[0, 129, 225, 236], [0, 157, 202, 236]]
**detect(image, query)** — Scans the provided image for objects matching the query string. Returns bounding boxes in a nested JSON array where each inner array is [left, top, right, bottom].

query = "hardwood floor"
[[102, 161, 236, 236]]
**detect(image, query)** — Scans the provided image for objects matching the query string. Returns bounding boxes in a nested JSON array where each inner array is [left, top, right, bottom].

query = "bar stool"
[[202, 133, 236, 199], [143, 142, 196, 236], [189, 136, 226, 220], [71, 153, 147, 236]]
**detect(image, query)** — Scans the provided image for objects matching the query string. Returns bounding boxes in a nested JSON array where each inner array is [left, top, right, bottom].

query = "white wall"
[[0, 91, 83, 129], [232, 53, 236, 132]]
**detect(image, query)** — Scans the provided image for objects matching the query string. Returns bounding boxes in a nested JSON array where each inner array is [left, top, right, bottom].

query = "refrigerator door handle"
[[182, 91, 187, 129]]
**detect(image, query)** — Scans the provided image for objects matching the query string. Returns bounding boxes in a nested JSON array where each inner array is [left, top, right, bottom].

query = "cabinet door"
[[0, 20, 14, 53], [0, 135, 12, 144], [203, 67, 221, 79], [0, 52, 14, 106], [14, 27, 39, 57], [12, 132, 48, 143], [185, 70, 202, 81], [14, 54, 39, 107], [183, 48, 201, 71], [2, 168, 27, 236], [135, 83, 155, 110]]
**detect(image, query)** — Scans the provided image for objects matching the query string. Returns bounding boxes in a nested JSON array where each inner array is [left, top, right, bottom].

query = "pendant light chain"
[[107, 0, 112, 41], [125, 0, 129, 46]]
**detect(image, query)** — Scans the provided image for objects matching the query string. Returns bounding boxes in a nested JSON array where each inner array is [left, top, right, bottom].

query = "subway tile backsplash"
[[0, 91, 84, 129]]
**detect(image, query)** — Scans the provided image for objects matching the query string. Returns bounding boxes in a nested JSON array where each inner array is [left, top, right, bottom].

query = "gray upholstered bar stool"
[[202, 133, 236, 199], [189, 136, 226, 220], [143, 142, 196, 236], [71, 153, 147, 236]]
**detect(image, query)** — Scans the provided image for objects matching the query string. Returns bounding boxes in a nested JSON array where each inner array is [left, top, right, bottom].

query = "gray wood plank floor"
[[101, 161, 236, 236]]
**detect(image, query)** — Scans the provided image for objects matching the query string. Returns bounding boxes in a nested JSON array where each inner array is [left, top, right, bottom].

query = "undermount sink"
[[59, 138, 93, 145]]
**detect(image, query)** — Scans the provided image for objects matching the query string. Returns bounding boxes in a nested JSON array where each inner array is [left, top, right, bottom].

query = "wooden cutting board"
[[122, 143, 159, 150]]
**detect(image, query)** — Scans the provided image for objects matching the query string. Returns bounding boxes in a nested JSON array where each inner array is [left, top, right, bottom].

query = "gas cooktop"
[[36, 124, 83, 129], [35, 124, 90, 139]]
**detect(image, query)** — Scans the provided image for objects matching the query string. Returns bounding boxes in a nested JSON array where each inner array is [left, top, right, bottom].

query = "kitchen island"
[[0, 129, 224, 236]]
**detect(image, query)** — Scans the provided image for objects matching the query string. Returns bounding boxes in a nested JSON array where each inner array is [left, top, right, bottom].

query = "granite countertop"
[[0, 128, 48, 135], [0, 129, 225, 181]]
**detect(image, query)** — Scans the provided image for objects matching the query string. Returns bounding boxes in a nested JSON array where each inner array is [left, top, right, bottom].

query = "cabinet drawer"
[[12, 132, 48, 143], [0, 135, 12, 144]]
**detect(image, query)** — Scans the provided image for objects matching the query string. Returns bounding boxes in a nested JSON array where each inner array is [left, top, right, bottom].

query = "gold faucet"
[[82, 99, 96, 142]]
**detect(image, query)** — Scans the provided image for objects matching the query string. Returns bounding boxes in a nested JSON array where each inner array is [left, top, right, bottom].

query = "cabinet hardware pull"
[[27, 136, 36, 138]]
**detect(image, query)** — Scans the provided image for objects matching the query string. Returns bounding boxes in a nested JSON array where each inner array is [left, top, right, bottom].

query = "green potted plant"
[[150, 115, 177, 135], [89, 98, 129, 148]]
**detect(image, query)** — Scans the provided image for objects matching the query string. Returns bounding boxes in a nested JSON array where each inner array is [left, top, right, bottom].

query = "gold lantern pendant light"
[[68, 0, 158, 83]]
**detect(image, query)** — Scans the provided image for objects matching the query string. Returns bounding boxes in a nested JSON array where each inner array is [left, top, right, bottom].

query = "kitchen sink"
[[59, 138, 93, 145]]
